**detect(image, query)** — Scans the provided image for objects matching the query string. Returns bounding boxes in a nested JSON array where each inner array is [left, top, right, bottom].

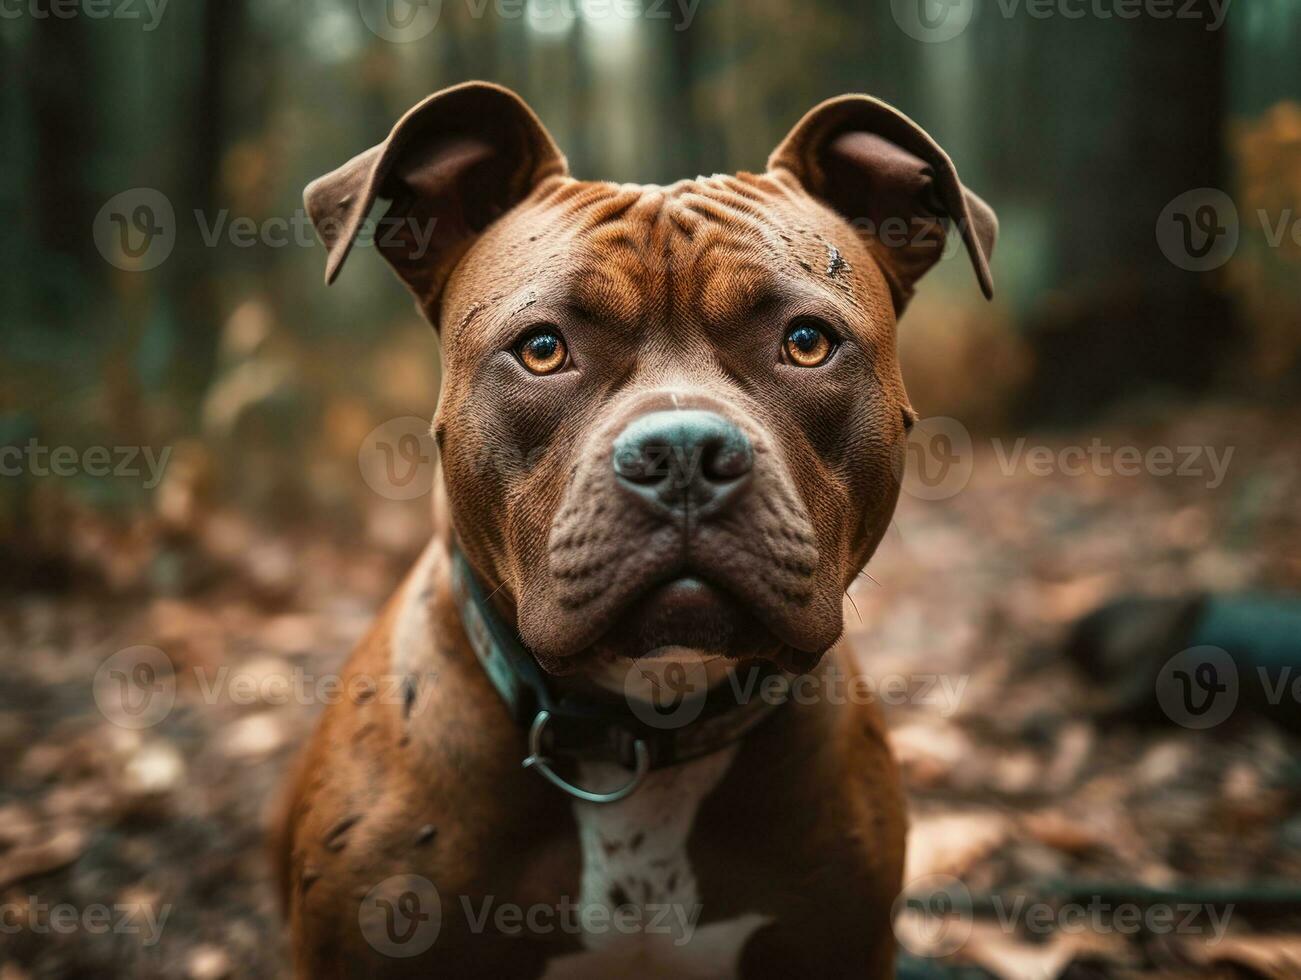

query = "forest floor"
[[2, 402, 1299, 979]]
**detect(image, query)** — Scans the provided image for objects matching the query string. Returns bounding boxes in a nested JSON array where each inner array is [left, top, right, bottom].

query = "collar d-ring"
[[521, 710, 650, 805]]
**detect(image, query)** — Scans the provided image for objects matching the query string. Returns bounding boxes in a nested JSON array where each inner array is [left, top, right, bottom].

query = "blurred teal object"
[[1066, 592, 1301, 732], [1195, 593, 1301, 669], [896, 955, 989, 979]]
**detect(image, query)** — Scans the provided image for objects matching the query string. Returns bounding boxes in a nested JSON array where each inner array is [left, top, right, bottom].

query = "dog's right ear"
[[769, 94, 996, 313], [304, 81, 567, 310]]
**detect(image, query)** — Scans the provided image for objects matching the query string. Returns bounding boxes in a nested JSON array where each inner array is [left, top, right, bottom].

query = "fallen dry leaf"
[[905, 811, 1012, 882], [0, 827, 87, 890], [1172, 934, 1301, 980]]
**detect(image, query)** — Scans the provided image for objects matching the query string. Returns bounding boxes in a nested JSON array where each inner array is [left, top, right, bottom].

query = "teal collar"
[[449, 546, 786, 803]]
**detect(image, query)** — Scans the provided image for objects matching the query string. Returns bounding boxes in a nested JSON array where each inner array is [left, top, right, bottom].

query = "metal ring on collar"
[[521, 709, 650, 804]]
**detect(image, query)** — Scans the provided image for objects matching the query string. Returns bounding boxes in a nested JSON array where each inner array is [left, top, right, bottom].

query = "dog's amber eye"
[[783, 319, 835, 368], [516, 328, 568, 375]]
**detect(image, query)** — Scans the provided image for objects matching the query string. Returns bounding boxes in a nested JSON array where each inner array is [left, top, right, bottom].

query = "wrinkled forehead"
[[441, 174, 890, 345]]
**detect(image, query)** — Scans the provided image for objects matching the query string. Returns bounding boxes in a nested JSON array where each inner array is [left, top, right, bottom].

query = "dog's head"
[[307, 82, 995, 675]]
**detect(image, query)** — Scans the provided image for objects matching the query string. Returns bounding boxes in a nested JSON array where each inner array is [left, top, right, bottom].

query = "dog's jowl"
[[272, 81, 996, 979]]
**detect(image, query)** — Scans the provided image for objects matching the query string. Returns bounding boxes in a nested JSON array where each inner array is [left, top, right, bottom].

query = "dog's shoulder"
[[271, 544, 569, 971], [269, 580, 412, 926]]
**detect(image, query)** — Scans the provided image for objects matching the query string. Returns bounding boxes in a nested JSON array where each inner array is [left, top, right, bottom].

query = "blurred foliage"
[[1, 9, 1299, 973], [0, 0, 1299, 564]]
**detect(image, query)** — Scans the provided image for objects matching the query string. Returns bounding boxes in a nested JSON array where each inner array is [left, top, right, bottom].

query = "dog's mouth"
[[598, 575, 754, 654], [582, 570, 823, 673], [525, 509, 848, 675]]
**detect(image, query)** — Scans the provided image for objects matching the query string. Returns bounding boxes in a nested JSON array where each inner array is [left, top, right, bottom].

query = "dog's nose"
[[612, 410, 753, 518]]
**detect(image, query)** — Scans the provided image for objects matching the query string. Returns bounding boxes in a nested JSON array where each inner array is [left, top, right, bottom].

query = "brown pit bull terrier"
[[273, 81, 995, 979]]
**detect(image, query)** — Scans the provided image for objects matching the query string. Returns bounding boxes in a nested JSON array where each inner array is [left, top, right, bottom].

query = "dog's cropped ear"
[[304, 81, 567, 309], [768, 94, 997, 312]]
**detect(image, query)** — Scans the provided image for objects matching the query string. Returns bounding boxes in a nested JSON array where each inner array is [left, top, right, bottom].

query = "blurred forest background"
[[2, 1, 1301, 978], [1, 0, 1299, 565]]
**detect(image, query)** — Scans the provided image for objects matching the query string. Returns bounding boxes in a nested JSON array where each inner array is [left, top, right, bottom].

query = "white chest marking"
[[542, 745, 772, 978], [574, 747, 734, 946]]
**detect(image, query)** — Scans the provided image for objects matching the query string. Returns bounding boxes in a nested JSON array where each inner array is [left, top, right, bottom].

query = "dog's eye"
[[515, 327, 568, 375], [782, 318, 836, 368]]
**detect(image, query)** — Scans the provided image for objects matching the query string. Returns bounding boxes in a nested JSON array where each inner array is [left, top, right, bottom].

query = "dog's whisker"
[[845, 590, 863, 624]]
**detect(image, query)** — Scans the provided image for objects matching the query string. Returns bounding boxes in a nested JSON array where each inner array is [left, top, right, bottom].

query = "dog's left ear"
[[304, 81, 568, 310], [769, 94, 997, 312]]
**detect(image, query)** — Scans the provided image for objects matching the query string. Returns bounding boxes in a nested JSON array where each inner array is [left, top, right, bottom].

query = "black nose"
[[612, 410, 754, 519]]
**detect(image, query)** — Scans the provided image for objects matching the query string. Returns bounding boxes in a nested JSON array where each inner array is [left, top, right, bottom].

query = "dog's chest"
[[573, 747, 734, 939], [541, 745, 772, 978]]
